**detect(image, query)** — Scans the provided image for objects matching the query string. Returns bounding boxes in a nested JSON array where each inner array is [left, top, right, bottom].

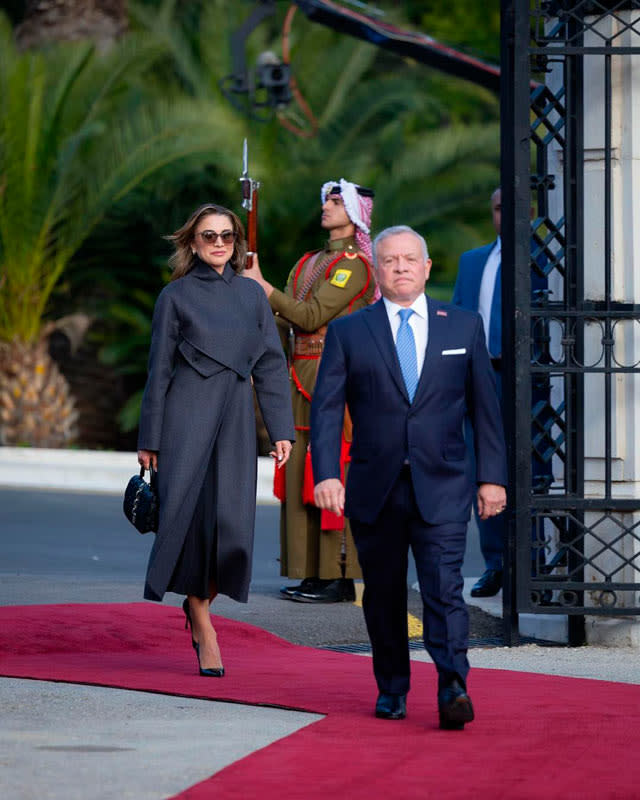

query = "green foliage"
[[98, 291, 155, 431], [412, 0, 501, 61], [0, 10, 243, 344]]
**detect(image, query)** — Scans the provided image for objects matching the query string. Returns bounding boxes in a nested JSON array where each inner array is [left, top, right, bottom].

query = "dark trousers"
[[351, 467, 469, 696]]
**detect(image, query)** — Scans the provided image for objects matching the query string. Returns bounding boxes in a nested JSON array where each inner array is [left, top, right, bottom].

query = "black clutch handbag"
[[123, 466, 158, 534]]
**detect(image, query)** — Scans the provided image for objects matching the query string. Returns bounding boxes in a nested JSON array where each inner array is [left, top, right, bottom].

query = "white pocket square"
[[442, 348, 466, 356]]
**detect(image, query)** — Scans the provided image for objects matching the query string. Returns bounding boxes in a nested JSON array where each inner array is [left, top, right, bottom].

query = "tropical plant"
[[416, 0, 501, 62], [98, 290, 156, 432], [0, 11, 242, 446]]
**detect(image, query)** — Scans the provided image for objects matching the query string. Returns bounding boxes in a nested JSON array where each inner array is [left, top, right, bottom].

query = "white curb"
[[0, 447, 278, 503]]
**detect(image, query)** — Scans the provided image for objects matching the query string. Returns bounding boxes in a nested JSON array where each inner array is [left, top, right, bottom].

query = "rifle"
[[239, 138, 260, 269]]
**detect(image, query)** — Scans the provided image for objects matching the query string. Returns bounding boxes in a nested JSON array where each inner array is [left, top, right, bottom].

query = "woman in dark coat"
[[137, 203, 294, 677]]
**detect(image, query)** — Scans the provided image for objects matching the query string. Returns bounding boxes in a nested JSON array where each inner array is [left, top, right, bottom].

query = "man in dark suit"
[[311, 226, 507, 728], [453, 188, 550, 598]]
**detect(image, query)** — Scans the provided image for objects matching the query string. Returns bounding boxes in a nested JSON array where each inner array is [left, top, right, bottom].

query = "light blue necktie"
[[396, 308, 418, 402]]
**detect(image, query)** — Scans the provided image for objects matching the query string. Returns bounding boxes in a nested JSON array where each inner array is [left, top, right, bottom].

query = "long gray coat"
[[138, 259, 294, 602]]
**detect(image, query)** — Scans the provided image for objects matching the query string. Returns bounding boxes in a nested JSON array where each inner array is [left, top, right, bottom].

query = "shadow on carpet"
[[1, 603, 638, 800]]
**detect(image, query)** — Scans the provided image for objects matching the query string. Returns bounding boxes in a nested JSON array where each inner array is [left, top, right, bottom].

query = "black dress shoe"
[[290, 578, 356, 603], [438, 679, 474, 730], [279, 577, 323, 599], [470, 568, 503, 597], [375, 693, 407, 720]]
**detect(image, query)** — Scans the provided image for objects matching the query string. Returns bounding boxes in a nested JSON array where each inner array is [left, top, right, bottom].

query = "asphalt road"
[[0, 487, 486, 647]]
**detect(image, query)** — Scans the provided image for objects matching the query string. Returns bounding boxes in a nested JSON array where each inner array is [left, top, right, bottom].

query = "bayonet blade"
[[240, 138, 252, 210]]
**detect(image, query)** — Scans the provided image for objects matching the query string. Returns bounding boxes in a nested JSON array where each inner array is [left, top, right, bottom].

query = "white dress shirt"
[[383, 293, 428, 377], [477, 236, 501, 354]]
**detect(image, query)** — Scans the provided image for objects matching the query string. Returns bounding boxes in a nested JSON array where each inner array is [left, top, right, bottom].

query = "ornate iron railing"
[[500, 0, 640, 643]]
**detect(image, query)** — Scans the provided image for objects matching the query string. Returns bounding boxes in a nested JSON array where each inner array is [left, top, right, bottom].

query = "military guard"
[[244, 179, 376, 602]]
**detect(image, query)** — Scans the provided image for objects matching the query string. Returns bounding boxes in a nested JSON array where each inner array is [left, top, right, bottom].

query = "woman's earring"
[[192, 249, 196, 255]]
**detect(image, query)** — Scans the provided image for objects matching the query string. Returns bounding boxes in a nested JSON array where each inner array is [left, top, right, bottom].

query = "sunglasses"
[[196, 229, 235, 245]]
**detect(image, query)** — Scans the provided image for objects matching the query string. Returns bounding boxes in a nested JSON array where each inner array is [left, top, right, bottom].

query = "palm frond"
[[318, 42, 377, 127], [0, 14, 242, 344]]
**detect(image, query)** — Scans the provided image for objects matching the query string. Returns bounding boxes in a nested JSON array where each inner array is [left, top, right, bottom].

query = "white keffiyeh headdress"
[[321, 179, 372, 234], [321, 179, 376, 289]]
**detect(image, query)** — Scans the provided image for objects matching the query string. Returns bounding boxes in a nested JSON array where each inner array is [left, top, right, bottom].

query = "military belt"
[[294, 333, 325, 357]]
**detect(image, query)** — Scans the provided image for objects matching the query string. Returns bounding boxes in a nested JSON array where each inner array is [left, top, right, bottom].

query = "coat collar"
[[325, 234, 357, 252], [191, 257, 235, 284]]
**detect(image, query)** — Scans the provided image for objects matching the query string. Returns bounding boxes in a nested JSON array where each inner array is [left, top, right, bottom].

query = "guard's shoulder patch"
[[330, 268, 353, 288]]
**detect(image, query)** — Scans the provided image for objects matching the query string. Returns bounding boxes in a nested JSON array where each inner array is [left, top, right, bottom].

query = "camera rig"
[[219, 0, 500, 123]]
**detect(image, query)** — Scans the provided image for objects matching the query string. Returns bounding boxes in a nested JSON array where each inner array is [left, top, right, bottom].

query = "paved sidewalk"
[[0, 679, 321, 800], [419, 642, 640, 684]]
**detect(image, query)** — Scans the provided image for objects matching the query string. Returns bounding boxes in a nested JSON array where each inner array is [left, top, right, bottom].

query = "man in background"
[[453, 188, 551, 597]]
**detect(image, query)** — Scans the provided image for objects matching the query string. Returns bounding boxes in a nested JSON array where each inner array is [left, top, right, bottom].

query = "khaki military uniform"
[[269, 235, 375, 579]]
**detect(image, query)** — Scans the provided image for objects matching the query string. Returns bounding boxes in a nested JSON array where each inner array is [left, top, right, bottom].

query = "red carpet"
[[1, 603, 638, 799]]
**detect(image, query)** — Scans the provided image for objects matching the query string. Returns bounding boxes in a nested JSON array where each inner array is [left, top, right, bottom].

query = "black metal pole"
[[500, 0, 529, 646], [565, 12, 587, 646]]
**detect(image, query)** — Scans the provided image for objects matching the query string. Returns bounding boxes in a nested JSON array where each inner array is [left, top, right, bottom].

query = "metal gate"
[[500, 0, 640, 643]]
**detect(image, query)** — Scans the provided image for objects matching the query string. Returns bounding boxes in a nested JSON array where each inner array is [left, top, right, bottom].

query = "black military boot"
[[290, 578, 356, 603], [279, 577, 323, 599]]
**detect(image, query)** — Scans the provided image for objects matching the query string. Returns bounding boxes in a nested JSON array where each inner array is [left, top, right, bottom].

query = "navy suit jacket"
[[452, 240, 552, 486], [452, 241, 495, 315], [310, 296, 507, 526], [452, 239, 548, 338]]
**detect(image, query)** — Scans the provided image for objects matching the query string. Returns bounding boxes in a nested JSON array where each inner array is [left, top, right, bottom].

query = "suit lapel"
[[413, 296, 447, 403], [363, 300, 409, 401], [469, 241, 496, 308]]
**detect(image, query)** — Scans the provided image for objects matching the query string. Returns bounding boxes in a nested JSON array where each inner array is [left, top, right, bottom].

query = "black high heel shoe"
[[182, 598, 198, 651], [183, 598, 224, 677], [194, 638, 225, 678]]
